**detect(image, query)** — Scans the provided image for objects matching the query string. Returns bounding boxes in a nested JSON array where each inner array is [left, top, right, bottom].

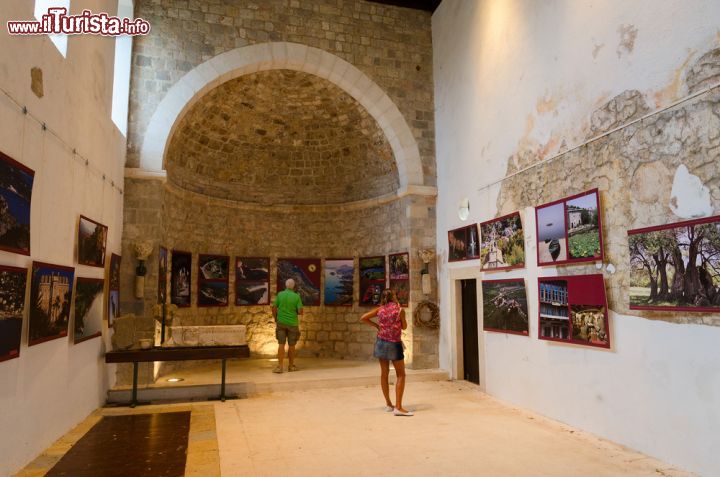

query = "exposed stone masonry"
[[166, 70, 398, 204], [496, 49, 720, 327], [127, 0, 436, 186]]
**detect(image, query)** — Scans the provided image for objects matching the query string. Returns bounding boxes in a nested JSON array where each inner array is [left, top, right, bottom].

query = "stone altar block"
[[165, 325, 247, 347]]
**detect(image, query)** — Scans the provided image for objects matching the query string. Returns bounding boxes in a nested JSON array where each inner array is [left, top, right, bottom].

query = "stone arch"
[[139, 42, 424, 189]]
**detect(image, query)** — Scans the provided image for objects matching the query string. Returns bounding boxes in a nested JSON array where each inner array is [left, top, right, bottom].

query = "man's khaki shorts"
[[276, 324, 300, 346]]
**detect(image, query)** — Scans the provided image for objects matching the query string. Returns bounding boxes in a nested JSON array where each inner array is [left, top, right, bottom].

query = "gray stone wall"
[[127, 0, 436, 186], [496, 48, 720, 328]]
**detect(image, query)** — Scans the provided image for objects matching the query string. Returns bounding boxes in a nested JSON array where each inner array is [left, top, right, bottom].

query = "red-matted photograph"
[[482, 278, 528, 335], [28, 261, 75, 346], [628, 215, 720, 311], [0, 265, 27, 361], [359, 256, 385, 306], [538, 274, 610, 348], [77, 215, 108, 268], [235, 257, 269, 306], [171, 251, 192, 307], [277, 258, 321, 306], [0, 151, 34, 256], [448, 224, 480, 262], [197, 254, 229, 307], [73, 277, 104, 344], [535, 189, 603, 267], [324, 258, 354, 306], [479, 212, 524, 271]]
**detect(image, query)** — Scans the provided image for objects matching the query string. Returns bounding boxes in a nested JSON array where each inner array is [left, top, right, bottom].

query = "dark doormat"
[[46, 411, 191, 477]]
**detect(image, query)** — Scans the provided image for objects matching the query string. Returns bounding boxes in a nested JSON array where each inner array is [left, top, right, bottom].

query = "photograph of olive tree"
[[629, 216, 720, 311]]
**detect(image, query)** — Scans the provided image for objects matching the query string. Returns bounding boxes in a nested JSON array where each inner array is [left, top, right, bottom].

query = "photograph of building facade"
[[1, 1, 718, 476]]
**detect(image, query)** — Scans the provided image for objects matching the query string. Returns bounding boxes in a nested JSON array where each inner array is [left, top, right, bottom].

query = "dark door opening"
[[461, 279, 480, 385]]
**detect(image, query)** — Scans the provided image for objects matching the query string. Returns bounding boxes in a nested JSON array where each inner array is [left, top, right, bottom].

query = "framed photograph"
[[0, 151, 34, 256], [0, 265, 27, 362], [482, 279, 529, 335], [277, 258, 321, 306], [78, 215, 108, 268], [108, 253, 121, 291], [538, 274, 610, 348], [628, 215, 720, 311], [324, 258, 354, 306], [158, 246, 168, 304], [448, 224, 480, 262], [73, 277, 104, 344], [389, 252, 409, 280], [479, 212, 525, 270], [28, 261, 75, 346], [235, 257, 269, 306], [108, 289, 119, 328], [198, 281, 229, 307], [359, 256, 386, 306], [171, 251, 192, 307], [535, 189, 603, 266], [389, 279, 409, 307], [199, 254, 229, 280]]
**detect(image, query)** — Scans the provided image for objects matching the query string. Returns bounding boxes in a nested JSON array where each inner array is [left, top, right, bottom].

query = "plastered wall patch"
[[669, 164, 713, 218]]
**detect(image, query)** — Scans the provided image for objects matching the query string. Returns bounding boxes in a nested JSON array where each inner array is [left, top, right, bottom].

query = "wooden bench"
[[105, 345, 250, 407]]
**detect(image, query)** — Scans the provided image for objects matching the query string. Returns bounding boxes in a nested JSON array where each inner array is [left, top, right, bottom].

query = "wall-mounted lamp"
[[458, 198, 470, 221], [133, 241, 153, 299]]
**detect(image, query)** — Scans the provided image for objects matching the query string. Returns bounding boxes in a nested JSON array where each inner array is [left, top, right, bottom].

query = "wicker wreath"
[[413, 300, 440, 329]]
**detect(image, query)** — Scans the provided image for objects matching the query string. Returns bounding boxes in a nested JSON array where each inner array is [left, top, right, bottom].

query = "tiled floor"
[[17, 380, 694, 477]]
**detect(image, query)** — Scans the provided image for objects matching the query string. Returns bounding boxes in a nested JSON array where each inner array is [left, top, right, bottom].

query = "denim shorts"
[[276, 324, 300, 346], [373, 338, 404, 361]]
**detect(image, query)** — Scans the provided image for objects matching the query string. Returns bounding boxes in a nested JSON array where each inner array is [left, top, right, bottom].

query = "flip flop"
[[288, 365, 299, 372], [384, 406, 394, 412], [272, 366, 283, 374], [393, 409, 414, 417]]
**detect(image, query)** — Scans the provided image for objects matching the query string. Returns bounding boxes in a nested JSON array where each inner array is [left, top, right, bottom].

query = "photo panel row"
[[535, 188, 603, 266], [480, 274, 610, 349], [1, 261, 111, 362], [447, 188, 604, 271], [165, 251, 409, 308]]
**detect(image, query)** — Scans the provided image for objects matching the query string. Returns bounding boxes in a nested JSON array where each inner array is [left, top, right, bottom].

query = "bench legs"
[[220, 358, 227, 402], [131, 362, 139, 408]]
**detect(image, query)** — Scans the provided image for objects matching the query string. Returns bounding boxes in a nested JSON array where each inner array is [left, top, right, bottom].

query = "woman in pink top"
[[360, 289, 412, 416]]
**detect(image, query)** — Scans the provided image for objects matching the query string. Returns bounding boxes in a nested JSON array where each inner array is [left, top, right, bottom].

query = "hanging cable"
[[0, 85, 124, 196]]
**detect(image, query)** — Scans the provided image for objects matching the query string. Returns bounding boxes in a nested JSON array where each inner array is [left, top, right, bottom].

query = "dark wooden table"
[[105, 345, 250, 407]]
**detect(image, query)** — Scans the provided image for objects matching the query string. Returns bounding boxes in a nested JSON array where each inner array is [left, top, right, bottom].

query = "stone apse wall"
[[121, 0, 439, 370]]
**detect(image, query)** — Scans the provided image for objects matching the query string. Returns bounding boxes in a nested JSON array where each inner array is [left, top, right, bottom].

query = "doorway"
[[460, 279, 479, 385]]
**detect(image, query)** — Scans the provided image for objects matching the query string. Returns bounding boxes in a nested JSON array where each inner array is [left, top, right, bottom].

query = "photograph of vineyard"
[[482, 279, 529, 335], [480, 213, 524, 270], [629, 216, 720, 310]]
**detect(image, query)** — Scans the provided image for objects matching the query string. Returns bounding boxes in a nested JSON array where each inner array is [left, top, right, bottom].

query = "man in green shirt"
[[272, 278, 303, 373]]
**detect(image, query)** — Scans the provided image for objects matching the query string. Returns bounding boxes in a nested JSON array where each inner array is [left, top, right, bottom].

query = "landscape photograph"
[[236, 281, 269, 306], [277, 258, 321, 306], [236, 257, 269, 281], [199, 255, 229, 280], [324, 259, 354, 306], [77, 216, 107, 267], [73, 278, 104, 343], [390, 279, 409, 307], [482, 279, 528, 334], [0, 152, 34, 255], [389, 253, 409, 280], [171, 252, 192, 307], [629, 216, 720, 310], [480, 213, 524, 270], [198, 281, 229, 307], [566, 191, 601, 260], [536, 202, 567, 264]]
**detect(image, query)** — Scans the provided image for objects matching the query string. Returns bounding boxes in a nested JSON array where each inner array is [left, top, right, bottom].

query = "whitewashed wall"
[[0, 1, 124, 475], [432, 1, 720, 476]]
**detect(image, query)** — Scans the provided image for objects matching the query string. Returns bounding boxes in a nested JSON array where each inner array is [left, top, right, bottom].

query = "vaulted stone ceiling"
[[165, 70, 399, 205]]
